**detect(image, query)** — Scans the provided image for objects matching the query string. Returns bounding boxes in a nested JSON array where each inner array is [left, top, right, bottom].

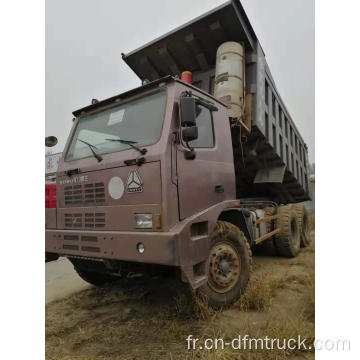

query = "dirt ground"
[[46, 224, 315, 360]]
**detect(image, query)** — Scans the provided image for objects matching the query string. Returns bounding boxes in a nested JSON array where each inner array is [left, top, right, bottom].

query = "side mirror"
[[182, 126, 198, 142], [45, 136, 58, 147], [180, 97, 197, 126]]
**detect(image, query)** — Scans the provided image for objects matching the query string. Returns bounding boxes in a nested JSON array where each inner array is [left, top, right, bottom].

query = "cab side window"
[[188, 105, 215, 148]]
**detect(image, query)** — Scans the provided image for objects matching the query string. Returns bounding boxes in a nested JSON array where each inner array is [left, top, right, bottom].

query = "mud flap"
[[180, 265, 207, 289]]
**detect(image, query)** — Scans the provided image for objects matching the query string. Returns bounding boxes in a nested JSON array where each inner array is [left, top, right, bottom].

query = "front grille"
[[81, 235, 98, 242], [81, 246, 100, 253], [63, 245, 100, 253], [61, 237, 100, 254], [63, 244, 79, 251], [84, 213, 106, 228], [64, 235, 79, 241], [64, 213, 82, 228], [64, 213, 106, 229], [64, 182, 105, 206]]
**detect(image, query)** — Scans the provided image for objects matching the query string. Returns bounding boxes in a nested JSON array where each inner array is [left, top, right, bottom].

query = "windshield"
[[65, 91, 167, 161]]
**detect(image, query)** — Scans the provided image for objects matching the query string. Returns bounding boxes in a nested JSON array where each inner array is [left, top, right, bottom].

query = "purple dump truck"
[[45, 1, 311, 308]]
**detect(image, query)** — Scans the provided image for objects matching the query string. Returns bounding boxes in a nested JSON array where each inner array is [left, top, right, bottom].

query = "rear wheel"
[[257, 207, 278, 256], [198, 221, 252, 309], [45, 252, 59, 263], [274, 205, 301, 257], [295, 204, 311, 247]]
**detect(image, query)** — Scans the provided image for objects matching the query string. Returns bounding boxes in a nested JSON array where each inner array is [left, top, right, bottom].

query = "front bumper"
[[45, 229, 178, 266]]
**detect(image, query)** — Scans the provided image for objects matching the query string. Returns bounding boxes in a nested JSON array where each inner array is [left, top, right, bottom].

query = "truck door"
[[176, 103, 235, 220]]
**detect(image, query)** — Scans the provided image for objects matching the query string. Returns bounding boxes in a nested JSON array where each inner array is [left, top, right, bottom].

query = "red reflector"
[[45, 184, 57, 208]]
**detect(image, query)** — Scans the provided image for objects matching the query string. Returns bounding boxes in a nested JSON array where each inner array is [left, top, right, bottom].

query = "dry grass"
[[301, 271, 315, 322], [174, 290, 216, 321], [46, 217, 315, 360], [235, 272, 286, 312], [46, 269, 315, 359], [283, 272, 313, 287]]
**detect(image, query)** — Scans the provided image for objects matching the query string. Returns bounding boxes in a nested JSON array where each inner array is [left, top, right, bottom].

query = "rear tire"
[[295, 204, 311, 247], [257, 207, 278, 256], [274, 205, 301, 257], [198, 221, 252, 309], [45, 252, 59, 263]]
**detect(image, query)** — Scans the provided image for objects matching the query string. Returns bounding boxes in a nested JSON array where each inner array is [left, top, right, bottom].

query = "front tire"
[[198, 221, 252, 309], [74, 267, 120, 286], [69, 258, 121, 286]]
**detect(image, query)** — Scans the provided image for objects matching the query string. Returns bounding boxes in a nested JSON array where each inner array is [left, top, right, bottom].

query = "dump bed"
[[123, 0, 310, 203]]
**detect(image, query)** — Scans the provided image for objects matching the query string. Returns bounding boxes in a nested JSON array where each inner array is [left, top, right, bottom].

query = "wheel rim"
[[207, 241, 241, 293]]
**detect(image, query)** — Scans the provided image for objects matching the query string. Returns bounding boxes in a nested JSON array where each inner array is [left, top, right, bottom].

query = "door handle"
[[215, 185, 225, 193]]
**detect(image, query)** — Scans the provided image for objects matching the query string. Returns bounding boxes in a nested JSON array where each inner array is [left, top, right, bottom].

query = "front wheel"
[[74, 267, 120, 286], [198, 221, 252, 309], [70, 258, 121, 286]]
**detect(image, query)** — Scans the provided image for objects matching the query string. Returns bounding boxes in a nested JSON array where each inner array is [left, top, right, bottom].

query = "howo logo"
[[126, 170, 143, 193]]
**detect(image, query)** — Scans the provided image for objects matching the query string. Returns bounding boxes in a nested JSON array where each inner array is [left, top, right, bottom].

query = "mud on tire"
[[274, 205, 301, 258], [295, 204, 311, 247], [198, 221, 252, 309]]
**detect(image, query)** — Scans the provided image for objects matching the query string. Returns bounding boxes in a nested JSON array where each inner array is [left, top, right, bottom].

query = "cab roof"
[[72, 76, 226, 117]]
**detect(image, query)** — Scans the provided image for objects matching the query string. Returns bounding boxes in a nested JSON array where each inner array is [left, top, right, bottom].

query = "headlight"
[[134, 213, 153, 229]]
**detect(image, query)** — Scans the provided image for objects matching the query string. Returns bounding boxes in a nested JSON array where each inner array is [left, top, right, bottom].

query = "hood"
[[56, 161, 162, 231]]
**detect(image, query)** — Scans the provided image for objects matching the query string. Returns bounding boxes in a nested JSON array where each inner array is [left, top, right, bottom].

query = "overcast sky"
[[46, 0, 314, 162]]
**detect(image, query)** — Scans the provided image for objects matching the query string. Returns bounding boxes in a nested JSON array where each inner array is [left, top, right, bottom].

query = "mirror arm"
[[175, 129, 196, 160], [184, 149, 196, 160], [180, 91, 218, 112], [184, 140, 196, 160], [185, 141, 193, 151], [196, 98, 218, 112]]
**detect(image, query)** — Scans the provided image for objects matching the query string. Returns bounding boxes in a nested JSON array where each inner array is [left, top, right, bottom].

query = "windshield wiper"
[[105, 138, 147, 155], [78, 139, 103, 162]]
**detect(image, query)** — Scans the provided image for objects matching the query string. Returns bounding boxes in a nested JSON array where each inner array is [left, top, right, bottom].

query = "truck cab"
[[46, 77, 245, 296]]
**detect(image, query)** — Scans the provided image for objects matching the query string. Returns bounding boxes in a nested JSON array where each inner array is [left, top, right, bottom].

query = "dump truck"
[[45, 0, 311, 308]]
